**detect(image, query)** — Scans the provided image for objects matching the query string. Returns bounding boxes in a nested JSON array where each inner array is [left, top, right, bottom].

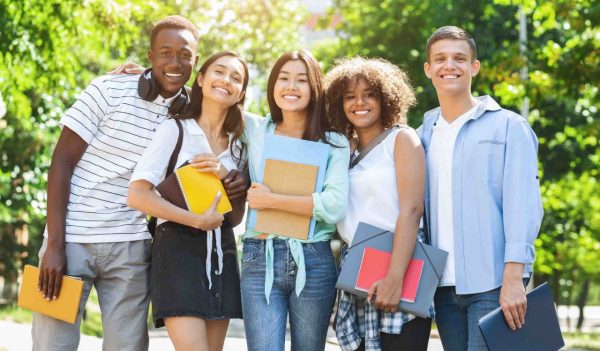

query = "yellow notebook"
[[174, 164, 232, 214], [17, 265, 84, 324]]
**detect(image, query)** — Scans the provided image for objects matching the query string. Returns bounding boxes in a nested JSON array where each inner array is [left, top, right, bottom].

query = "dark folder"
[[336, 222, 448, 318], [478, 282, 565, 351]]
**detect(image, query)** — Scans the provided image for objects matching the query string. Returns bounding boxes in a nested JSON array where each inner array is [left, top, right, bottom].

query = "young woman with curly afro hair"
[[325, 57, 433, 351]]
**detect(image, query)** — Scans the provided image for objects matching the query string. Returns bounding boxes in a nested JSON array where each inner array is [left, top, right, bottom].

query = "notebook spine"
[[175, 173, 191, 211]]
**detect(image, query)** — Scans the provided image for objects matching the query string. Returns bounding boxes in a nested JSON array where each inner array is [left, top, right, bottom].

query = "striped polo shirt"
[[47, 74, 177, 243]]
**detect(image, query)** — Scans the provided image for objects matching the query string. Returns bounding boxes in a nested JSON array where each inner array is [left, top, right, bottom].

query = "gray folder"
[[336, 222, 448, 318]]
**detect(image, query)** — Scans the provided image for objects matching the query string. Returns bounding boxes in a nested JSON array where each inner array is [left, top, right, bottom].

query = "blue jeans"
[[434, 279, 529, 351], [241, 239, 337, 351]]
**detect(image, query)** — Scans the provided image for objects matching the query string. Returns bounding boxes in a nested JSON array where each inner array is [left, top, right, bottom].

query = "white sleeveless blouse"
[[337, 128, 403, 244]]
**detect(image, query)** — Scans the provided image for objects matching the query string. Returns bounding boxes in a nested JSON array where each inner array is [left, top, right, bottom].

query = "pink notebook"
[[355, 247, 424, 303]]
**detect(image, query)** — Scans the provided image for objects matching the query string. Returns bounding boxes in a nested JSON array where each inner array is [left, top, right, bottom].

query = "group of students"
[[33, 15, 543, 351]]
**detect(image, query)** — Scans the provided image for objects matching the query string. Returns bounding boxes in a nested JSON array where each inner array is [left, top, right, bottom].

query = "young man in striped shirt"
[[32, 16, 200, 351]]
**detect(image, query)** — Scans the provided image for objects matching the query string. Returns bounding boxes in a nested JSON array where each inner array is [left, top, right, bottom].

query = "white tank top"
[[337, 128, 403, 244]]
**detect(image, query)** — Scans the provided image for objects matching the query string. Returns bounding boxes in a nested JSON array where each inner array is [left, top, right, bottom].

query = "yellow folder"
[[17, 265, 84, 324], [255, 159, 318, 240], [175, 164, 232, 214]]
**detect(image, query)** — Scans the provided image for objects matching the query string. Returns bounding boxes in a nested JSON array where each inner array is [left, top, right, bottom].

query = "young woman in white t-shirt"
[[128, 51, 248, 351], [325, 57, 433, 351]]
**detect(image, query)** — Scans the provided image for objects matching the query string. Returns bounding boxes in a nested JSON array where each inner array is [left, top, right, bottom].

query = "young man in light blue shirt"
[[419, 26, 543, 350]]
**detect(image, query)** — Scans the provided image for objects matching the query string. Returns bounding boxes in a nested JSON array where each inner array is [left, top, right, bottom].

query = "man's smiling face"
[[148, 28, 198, 99], [424, 39, 480, 98]]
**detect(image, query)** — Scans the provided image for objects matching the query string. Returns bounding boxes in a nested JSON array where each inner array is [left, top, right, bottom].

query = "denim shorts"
[[151, 221, 242, 327]]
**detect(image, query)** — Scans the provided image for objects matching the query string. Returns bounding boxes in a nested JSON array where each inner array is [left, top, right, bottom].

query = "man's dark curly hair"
[[325, 57, 416, 138]]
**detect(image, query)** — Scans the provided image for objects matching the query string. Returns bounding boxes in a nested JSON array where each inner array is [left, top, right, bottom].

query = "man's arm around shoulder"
[[39, 127, 87, 300]]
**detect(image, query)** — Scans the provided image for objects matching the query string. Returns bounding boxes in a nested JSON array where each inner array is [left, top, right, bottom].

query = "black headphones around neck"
[[137, 68, 190, 115]]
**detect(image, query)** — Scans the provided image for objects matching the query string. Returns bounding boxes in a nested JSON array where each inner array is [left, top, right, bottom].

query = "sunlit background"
[[0, 0, 598, 349]]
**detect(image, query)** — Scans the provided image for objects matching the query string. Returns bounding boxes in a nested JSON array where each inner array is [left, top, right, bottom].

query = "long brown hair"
[[178, 51, 249, 163], [267, 50, 338, 145]]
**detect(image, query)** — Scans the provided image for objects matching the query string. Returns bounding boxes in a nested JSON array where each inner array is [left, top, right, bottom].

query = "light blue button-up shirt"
[[241, 112, 350, 302], [418, 96, 543, 294]]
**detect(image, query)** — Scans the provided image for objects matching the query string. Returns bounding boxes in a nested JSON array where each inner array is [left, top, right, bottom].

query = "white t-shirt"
[[428, 104, 478, 286], [49, 74, 177, 243], [131, 118, 244, 225], [337, 128, 404, 243]]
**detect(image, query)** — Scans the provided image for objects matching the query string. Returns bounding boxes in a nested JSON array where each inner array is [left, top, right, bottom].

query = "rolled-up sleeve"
[[503, 119, 543, 263], [130, 119, 178, 186], [312, 132, 350, 224]]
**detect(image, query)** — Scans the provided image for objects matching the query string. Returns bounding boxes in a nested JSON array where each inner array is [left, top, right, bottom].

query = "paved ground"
[[0, 319, 444, 351]]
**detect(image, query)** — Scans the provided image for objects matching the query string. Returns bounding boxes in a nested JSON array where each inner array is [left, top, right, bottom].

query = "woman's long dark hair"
[[267, 50, 339, 145], [177, 51, 249, 164]]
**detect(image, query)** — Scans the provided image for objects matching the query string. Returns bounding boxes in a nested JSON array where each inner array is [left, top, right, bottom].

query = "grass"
[[564, 332, 600, 350], [0, 304, 32, 324]]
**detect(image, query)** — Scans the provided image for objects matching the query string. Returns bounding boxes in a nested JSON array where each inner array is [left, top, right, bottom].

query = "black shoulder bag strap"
[[422, 206, 431, 245], [148, 119, 183, 236], [165, 119, 184, 176], [349, 125, 406, 169]]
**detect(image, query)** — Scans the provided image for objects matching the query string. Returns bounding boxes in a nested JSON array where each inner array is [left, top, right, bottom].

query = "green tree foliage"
[[0, 0, 305, 300], [536, 172, 600, 283], [317, 0, 599, 307]]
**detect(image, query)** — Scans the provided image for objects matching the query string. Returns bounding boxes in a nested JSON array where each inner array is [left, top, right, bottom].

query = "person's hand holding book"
[[500, 262, 527, 330], [367, 274, 404, 313], [191, 191, 224, 231], [247, 182, 273, 210], [38, 244, 67, 301]]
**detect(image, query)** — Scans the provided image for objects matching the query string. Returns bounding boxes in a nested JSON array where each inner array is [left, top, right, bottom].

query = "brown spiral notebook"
[[254, 159, 318, 240]]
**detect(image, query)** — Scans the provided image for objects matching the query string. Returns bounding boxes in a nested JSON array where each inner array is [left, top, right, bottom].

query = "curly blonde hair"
[[325, 57, 416, 138]]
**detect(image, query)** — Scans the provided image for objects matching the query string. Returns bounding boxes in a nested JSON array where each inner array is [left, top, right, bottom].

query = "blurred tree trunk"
[[576, 279, 590, 331], [0, 224, 20, 303]]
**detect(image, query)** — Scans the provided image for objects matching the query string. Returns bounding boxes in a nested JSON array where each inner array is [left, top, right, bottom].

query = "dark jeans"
[[356, 317, 432, 351], [434, 279, 530, 351]]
